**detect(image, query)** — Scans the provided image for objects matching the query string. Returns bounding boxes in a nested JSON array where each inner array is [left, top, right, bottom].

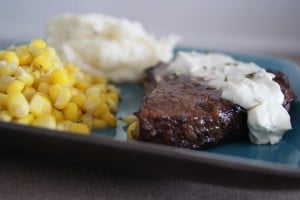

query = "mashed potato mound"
[[46, 13, 179, 82]]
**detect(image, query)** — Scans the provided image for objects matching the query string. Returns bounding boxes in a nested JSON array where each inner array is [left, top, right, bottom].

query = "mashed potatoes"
[[46, 14, 179, 82]]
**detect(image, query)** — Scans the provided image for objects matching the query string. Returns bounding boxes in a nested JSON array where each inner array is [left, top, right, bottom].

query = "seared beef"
[[142, 63, 169, 95], [134, 65, 295, 149], [271, 71, 295, 110]]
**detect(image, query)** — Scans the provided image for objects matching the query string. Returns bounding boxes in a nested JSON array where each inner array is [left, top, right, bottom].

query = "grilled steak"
[[133, 64, 295, 149], [270, 71, 295, 110]]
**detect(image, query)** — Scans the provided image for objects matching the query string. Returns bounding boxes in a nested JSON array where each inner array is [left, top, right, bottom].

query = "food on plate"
[[0, 39, 119, 135], [46, 13, 179, 82], [129, 52, 295, 149]]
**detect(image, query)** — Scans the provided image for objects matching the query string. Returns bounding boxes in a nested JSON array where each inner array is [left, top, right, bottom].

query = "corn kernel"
[[7, 92, 29, 118], [127, 121, 138, 140], [71, 93, 86, 108], [51, 62, 63, 71], [56, 120, 72, 131], [15, 68, 34, 86], [93, 118, 108, 128], [15, 113, 34, 125], [6, 79, 25, 93], [54, 87, 71, 109], [74, 73, 93, 90], [107, 98, 117, 113], [28, 39, 47, 51], [66, 76, 75, 87], [99, 94, 108, 103], [122, 114, 138, 125], [29, 93, 52, 117], [50, 68, 68, 85], [15, 44, 27, 53], [107, 84, 120, 94], [38, 74, 50, 83], [83, 95, 102, 113], [45, 47, 56, 58], [32, 55, 51, 71], [0, 51, 19, 65], [94, 103, 109, 118], [0, 75, 15, 93], [65, 64, 79, 74], [93, 76, 107, 84], [0, 93, 8, 106], [0, 111, 12, 122], [101, 112, 117, 127], [22, 86, 36, 101], [75, 81, 90, 90], [85, 84, 106, 96], [69, 123, 90, 135], [107, 92, 119, 102], [31, 47, 52, 58], [48, 84, 61, 102], [32, 70, 40, 80], [37, 82, 49, 94], [0, 64, 16, 76], [18, 51, 32, 66], [21, 66, 32, 73], [31, 115, 56, 129], [80, 113, 93, 127], [69, 87, 80, 96], [63, 102, 79, 121], [51, 108, 64, 122]]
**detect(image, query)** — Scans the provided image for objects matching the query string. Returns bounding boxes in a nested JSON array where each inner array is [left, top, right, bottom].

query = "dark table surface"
[[1, 152, 300, 200]]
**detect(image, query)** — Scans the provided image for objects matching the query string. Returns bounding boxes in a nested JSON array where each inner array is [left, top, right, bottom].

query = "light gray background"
[[1, 0, 300, 55]]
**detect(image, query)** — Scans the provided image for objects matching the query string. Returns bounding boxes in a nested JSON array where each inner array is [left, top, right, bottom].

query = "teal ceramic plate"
[[0, 47, 299, 184]]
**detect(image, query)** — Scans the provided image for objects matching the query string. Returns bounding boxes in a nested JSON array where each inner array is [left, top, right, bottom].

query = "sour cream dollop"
[[168, 52, 291, 145], [46, 13, 179, 82]]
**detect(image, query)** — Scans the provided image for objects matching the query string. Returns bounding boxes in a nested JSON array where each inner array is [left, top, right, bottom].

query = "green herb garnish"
[[245, 72, 256, 79], [224, 76, 228, 81], [225, 62, 238, 66]]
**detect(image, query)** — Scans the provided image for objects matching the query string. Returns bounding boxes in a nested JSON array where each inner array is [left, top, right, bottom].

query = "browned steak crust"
[[271, 71, 295, 110]]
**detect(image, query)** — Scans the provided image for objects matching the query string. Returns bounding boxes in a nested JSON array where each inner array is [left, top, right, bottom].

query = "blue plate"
[[0, 46, 300, 183]]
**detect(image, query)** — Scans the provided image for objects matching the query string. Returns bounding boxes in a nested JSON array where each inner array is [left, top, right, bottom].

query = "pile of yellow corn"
[[0, 39, 119, 135]]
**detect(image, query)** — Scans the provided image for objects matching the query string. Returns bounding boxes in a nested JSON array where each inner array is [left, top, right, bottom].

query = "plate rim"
[[1, 117, 300, 180]]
